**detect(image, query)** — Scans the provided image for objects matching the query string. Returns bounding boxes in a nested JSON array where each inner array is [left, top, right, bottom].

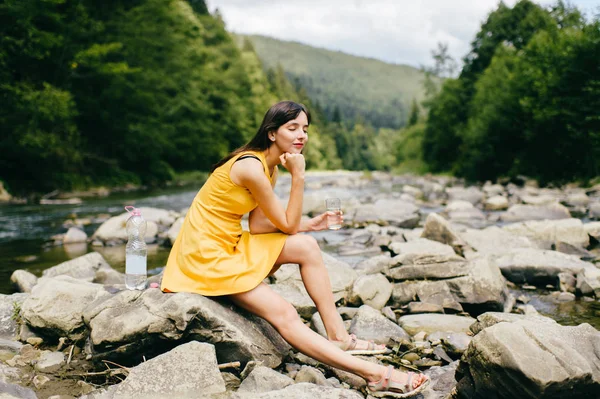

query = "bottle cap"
[[124, 206, 142, 216]]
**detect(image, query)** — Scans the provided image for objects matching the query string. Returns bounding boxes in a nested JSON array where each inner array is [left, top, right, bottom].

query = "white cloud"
[[207, 0, 597, 68]]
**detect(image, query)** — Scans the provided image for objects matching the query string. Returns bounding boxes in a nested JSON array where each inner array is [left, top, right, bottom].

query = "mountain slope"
[[241, 34, 429, 129]]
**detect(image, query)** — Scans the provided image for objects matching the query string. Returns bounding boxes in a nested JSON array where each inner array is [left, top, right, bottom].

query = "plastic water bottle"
[[124, 206, 147, 290]]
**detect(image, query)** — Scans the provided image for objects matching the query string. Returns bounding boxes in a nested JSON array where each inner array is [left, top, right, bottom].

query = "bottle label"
[[126, 253, 147, 275]]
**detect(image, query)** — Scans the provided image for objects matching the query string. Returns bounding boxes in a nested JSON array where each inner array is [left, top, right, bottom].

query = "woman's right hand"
[[279, 153, 305, 177]]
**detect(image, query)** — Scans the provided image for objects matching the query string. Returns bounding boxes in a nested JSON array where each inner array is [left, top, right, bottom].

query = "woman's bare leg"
[[228, 282, 427, 389], [273, 234, 380, 350]]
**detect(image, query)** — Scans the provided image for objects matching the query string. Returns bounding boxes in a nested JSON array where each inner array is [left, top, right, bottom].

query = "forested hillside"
[[421, 0, 600, 184], [0, 0, 339, 196], [242, 34, 429, 129]]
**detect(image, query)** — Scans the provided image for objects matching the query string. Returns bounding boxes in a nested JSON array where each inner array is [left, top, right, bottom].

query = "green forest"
[[1, 0, 599, 197]]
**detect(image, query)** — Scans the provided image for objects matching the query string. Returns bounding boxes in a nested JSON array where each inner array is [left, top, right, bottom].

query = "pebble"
[[26, 337, 43, 346]]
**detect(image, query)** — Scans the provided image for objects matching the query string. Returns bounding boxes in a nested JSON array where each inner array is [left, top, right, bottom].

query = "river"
[[1, 177, 599, 329]]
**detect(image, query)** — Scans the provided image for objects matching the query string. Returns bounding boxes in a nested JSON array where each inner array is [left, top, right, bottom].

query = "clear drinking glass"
[[326, 198, 342, 230]]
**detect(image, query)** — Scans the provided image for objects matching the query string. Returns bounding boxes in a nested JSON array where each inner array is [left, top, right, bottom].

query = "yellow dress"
[[161, 151, 288, 296]]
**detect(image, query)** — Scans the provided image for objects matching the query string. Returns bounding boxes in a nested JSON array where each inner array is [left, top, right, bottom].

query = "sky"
[[206, 0, 599, 68]]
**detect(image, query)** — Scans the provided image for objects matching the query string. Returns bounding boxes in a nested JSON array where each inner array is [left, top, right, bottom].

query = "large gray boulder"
[[469, 311, 558, 335], [390, 256, 508, 313], [502, 219, 589, 249], [455, 320, 600, 399], [82, 289, 290, 368], [21, 276, 110, 340], [461, 226, 535, 256], [495, 248, 594, 285], [104, 342, 226, 399], [41, 252, 113, 283]]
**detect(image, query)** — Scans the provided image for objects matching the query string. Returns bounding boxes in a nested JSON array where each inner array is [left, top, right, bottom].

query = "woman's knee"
[[270, 301, 301, 329], [299, 235, 321, 258]]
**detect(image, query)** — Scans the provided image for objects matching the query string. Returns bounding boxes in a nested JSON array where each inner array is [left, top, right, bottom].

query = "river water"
[[1, 178, 599, 330]]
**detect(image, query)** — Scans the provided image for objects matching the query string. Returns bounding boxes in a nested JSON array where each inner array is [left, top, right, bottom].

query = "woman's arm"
[[233, 154, 304, 235]]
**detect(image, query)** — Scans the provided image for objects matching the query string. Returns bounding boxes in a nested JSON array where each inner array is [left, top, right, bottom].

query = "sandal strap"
[[346, 334, 358, 351], [382, 365, 393, 389], [405, 371, 413, 392]]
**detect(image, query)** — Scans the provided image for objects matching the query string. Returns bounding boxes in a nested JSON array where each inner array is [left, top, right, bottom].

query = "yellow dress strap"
[[231, 151, 273, 183]]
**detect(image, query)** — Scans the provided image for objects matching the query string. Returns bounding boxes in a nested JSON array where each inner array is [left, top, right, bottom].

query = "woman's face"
[[271, 111, 309, 154]]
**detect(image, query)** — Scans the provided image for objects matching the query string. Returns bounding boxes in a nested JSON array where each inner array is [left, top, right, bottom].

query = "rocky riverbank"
[[2, 172, 600, 398]]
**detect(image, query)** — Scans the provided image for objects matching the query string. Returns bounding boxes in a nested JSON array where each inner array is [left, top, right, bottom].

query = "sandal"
[[336, 334, 391, 355], [367, 365, 430, 398]]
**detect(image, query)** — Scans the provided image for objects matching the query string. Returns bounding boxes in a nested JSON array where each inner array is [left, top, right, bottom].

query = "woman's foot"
[[331, 334, 390, 355], [367, 365, 430, 398]]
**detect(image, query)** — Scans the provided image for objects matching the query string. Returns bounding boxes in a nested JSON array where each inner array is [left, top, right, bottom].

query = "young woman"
[[161, 101, 429, 397]]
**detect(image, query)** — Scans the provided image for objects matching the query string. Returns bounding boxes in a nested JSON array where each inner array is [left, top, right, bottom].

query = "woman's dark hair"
[[211, 100, 311, 172]]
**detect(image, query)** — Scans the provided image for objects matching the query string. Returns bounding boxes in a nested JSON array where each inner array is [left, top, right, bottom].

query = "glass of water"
[[326, 198, 342, 230]]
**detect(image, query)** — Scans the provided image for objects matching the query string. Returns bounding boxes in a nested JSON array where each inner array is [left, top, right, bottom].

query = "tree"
[[407, 98, 419, 127]]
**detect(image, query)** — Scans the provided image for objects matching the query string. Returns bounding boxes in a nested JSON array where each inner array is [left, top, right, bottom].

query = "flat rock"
[[398, 314, 476, 335], [110, 342, 226, 399]]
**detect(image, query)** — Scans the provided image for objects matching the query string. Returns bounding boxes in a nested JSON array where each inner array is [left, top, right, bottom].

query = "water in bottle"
[[124, 206, 147, 290]]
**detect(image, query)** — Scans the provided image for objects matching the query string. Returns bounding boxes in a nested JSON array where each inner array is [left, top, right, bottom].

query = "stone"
[[421, 213, 467, 253], [469, 312, 557, 335], [446, 187, 484, 205], [110, 342, 226, 398], [83, 289, 290, 368], [238, 366, 294, 393], [495, 248, 594, 286], [389, 238, 456, 257], [407, 302, 444, 314], [456, 320, 600, 398], [35, 351, 65, 373], [398, 314, 476, 336], [350, 274, 392, 310], [0, 381, 37, 399], [500, 203, 571, 223], [63, 227, 88, 244], [503, 219, 589, 249], [229, 383, 364, 399], [294, 366, 329, 386], [461, 226, 534, 256], [484, 196, 509, 211], [42, 252, 113, 283], [349, 305, 410, 344], [0, 293, 28, 341], [390, 256, 508, 314], [386, 253, 468, 281], [22, 276, 110, 340], [10, 270, 38, 293], [167, 217, 184, 245], [353, 254, 391, 275], [352, 199, 420, 228], [577, 267, 600, 298]]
